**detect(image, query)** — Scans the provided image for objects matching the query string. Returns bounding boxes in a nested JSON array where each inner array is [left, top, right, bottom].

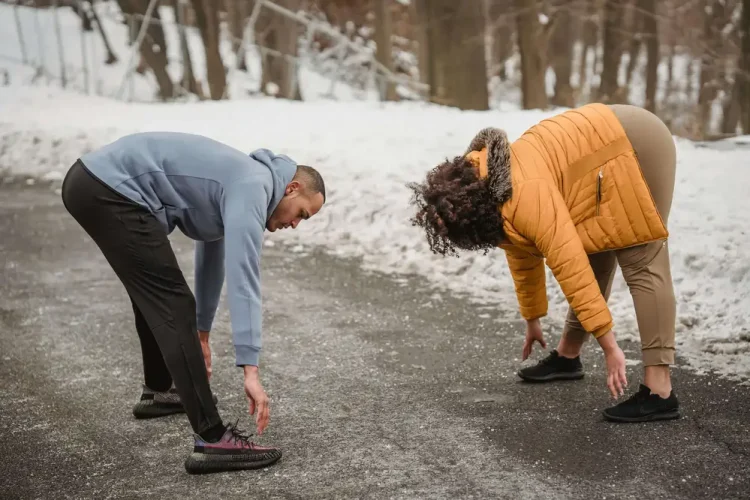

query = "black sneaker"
[[133, 385, 218, 419], [517, 349, 584, 382], [184, 421, 282, 474], [603, 384, 680, 423]]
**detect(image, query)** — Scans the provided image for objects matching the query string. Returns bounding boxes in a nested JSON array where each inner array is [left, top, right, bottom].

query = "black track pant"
[[62, 160, 223, 436]]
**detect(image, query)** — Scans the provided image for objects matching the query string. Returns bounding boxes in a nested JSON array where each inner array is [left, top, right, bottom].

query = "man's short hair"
[[295, 165, 326, 202]]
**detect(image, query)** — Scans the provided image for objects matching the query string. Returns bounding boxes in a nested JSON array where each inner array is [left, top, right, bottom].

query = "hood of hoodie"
[[248, 148, 298, 220]]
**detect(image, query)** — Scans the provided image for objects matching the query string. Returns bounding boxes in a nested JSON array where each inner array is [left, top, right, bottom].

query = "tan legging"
[[562, 104, 677, 366]]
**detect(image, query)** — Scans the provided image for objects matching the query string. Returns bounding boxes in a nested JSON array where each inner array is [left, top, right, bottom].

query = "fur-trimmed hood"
[[464, 127, 513, 205]]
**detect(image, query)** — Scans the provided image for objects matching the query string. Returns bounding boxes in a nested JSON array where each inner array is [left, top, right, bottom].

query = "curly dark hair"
[[407, 155, 505, 257]]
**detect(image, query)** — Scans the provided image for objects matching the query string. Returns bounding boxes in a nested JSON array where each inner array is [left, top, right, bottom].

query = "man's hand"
[[522, 318, 547, 361], [243, 366, 270, 435], [597, 330, 628, 399], [198, 330, 212, 380]]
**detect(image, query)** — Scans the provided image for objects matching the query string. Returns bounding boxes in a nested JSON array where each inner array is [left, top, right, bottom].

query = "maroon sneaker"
[[184, 421, 282, 474]]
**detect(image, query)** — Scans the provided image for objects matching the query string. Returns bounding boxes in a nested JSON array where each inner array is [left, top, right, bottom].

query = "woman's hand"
[[522, 318, 547, 361], [597, 330, 628, 399]]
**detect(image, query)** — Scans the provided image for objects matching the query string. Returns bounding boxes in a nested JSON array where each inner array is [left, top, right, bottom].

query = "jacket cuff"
[[235, 345, 260, 366], [520, 302, 548, 321], [196, 315, 214, 332], [523, 312, 548, 321], [591, 322, 614, 338]]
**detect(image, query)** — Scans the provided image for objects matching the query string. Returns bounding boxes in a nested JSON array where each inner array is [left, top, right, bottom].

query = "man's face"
[[266, 181, 325, 232]]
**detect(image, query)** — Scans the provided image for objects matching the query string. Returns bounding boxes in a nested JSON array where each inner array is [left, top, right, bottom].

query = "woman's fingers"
[[619, 366, 628, 395], [607, 373, 617, 399], [613, 371, 623, 398]]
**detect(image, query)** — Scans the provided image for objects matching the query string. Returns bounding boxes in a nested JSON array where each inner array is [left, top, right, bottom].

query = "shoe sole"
[[133, 394, 219, 419], [133, 401, 185, 419], [603, 409, 681, 423], [517, 371, 585, 382], [184, 450, 282, 474]]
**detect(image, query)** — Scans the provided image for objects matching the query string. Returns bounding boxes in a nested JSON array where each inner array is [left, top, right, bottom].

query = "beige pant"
[[563, 104, 677, 366]]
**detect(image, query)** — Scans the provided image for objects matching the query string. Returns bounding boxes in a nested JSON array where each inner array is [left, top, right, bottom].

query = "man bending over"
[[61, 132, 325, 474]]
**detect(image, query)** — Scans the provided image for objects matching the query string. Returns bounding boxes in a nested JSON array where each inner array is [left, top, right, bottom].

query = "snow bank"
[[1, 83, 748, 382]]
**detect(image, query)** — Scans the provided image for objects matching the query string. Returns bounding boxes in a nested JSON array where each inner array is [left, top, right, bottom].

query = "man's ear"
[[285, 180, 302, 195]]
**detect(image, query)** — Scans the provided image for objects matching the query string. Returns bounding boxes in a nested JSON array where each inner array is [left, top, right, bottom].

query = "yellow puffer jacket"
[[466, 103, 668, 337]]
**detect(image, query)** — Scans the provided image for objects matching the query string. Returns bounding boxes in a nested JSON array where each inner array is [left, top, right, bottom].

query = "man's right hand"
[[243, 365, 270, 435]]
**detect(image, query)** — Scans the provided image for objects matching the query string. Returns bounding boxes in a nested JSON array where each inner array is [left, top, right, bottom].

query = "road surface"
[[1, 182, 748, 499]]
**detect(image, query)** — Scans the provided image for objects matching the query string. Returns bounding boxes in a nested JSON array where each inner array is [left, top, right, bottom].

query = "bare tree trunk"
[[577, 0, 598, 96], [698, 0, 725, 137], [664, 13, 675, 101], [258, 0, 301, 100], [88, 0, 118, 64], [625, 0, 642, 86], [722, 76, 741, 134], [375, 0, 398, 100], [277, 3, 300, 100], [516, 0, 548, 109], [227, 0, 249, 71], [175, 0, 202, 97], [688, 55, 699, 103], [642, 0, 658, 112], [423, 0, 489, 110], [486, 0, 513, 81], [413, 0, 432, 90], [191, 0, 227, 100], [123, 11, 148, 76], [68, 0, 94, 31], [117, 0, 175, 100], [494, 21, 513, 81], [550, 3, 575, 107], [53, 1, 67, 87], [483, 0, 494, 78], [739, 0, 750, 133], [598, 0, 629, 103]]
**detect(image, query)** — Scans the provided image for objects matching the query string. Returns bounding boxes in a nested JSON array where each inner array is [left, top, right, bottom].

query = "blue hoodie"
[[80, 131, 297, 366]]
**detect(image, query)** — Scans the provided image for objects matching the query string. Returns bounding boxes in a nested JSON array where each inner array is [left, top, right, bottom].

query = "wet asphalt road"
[[1, 183, 749, 500]]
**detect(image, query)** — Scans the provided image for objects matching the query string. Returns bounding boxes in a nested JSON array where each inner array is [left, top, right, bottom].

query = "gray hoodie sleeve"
[[194, 239, 225, 332], [221, 180, 269, 366]]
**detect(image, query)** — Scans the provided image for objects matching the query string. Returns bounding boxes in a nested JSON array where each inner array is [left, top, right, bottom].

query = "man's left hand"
[[198, 330, 212, 380]]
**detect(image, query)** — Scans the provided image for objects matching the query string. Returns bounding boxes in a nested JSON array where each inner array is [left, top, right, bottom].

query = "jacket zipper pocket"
[[596, 170, 603, 216]]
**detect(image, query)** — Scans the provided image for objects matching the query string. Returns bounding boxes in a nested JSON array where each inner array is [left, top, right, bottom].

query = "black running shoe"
[[517, 349, 584, 382], [184, 421, 282, 474], [603, 384, 680, 423], [133, 385, 218, 419]]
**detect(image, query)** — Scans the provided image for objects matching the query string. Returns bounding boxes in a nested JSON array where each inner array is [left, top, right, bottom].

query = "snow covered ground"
[[1, 3, 748, 382]]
